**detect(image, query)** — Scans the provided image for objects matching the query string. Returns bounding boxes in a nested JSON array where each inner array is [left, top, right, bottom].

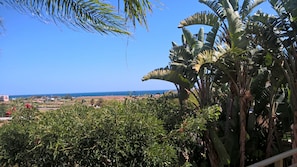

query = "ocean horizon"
[[9, 89, 174, 99]]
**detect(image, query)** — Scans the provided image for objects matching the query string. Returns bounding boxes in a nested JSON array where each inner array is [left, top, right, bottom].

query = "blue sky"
[[0, 1, 273, 95]]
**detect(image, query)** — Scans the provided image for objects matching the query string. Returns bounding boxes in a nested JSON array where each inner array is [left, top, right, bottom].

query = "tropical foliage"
[[0, 0, 155, 35], [143, 0, 297, 166], [2, 0, 297, 166], [0, 95, 226, 166]]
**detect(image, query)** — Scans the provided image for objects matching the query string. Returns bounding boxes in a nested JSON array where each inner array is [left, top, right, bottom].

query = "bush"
[[0, 102, 177, 166]]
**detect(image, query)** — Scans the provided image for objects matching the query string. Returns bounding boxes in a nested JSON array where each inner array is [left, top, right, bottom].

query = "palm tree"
[[178, 0, 265, 166], [1, 0, 154, 35]]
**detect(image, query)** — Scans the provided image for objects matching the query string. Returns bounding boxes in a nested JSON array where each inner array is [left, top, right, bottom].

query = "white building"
[[0, 95, 9, 102]]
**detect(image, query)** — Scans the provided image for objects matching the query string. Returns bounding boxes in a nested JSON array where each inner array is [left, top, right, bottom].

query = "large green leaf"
[[229, 0, 239, 11], [169, 44, 192, 65], [178, 11, 219, 28], [269, 0, 287, 16], [221, 0, 246, 48], [209, 128, 231, 166], [182, 28, 197, 51], [240, 0, 265, 20], [203, 22, 220, 50], [199, 0, 226, 19], [269, 0, 297, 22], [195, 28, 205, 56], [193, 50, 221, 73], [142, 68, 192, 88]]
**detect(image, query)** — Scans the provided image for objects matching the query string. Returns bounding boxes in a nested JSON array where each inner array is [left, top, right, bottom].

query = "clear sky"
[[0, 0, 273, 95]]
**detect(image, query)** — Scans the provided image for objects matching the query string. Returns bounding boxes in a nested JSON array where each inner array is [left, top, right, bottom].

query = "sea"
[[9, 89, 174, 99]]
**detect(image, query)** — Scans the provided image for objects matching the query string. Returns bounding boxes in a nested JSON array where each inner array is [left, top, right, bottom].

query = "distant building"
[[0, 95, 9, 102]]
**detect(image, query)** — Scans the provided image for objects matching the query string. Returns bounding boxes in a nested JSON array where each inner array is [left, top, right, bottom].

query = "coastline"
[[75, 95, 133, 101], [9, 89, 172, 99]]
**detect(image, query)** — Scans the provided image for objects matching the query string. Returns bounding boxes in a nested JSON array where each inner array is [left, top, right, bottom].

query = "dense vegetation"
[[142, 0, 297, 166], [0, 96, 221, 167], [1, 0, 297, 166]]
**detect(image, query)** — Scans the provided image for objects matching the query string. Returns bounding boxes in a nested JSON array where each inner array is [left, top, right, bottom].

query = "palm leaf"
[[199, 0, 226, 19], [195, 28, 205, 55], [221, 0, 245, 48], [247, 12, 281, 52], [142, 68, 192, 88], [229, 0, 239, 11], [169, 45, 192, 64], [193, 50, 221, 73], [269, 0, 297, 22], [209, 128, 231, 166], [240, 0, 265, 20], [269, 0, 287, 16], [178, 11, 220, 51], [2, 0, 130, 34], [182, 28, 197, 50], [178, 11, 219, 28], [197, 27, 204, 42], [283, 0, 297, 21], [123, 0, 152, 28], [203, 22, 220, 50]]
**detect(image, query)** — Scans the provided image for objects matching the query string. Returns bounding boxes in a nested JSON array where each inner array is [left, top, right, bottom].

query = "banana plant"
[[247, 0, 297, 163], [178, 0, 266, 166], [142, 28, 204, 108], [142, 67, 192, 107]]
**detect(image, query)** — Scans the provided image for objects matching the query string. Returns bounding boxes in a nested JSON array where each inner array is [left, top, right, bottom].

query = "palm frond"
[[247, 11, 282, 52], [193, 50, 221, 73], [142, 68, 192, 88], [2, 0, 131, 34], [197, 27, 204, 42], [199, 0, 226, 19], [269, 0, 297, 22], [229, 0, 239, 11], [195, 28, 205, 55], [240, 0, 265, 20], [169, 45, 192, 64], [203, 22, 220, 50], [283, 0, 297, 20], [178, 11, 219, 28], [221, 0, 245, 48], [123, 0, 152, 28], [269, 0, 287, 16], [182, 28, 198, 50]]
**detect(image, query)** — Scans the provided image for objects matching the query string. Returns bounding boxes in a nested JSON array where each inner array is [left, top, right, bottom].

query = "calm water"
[[9, 90, 173, 99]]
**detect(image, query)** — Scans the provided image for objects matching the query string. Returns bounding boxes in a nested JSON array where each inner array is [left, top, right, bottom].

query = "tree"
[[143, 26, 229, 166], [178, 0, 266, 166], [1, 0, 155, 35], [142, 28, 202, 108], [247, 0, 297, 162]]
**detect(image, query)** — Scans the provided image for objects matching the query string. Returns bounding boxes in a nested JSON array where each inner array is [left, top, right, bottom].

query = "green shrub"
[[0, 123, 30, 166], [0, 102, 177, 166], [124, 96, 183, 132], [0, 103, 9, 116]]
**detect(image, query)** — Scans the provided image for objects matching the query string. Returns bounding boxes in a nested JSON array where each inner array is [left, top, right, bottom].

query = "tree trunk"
[[205, 131, 219, 167], [224, 97, 233, 138], [292, 111, 297, 163], [239, 93, 248, 167], [292, 81, 297, 164], [265, 102, 275, 158]]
